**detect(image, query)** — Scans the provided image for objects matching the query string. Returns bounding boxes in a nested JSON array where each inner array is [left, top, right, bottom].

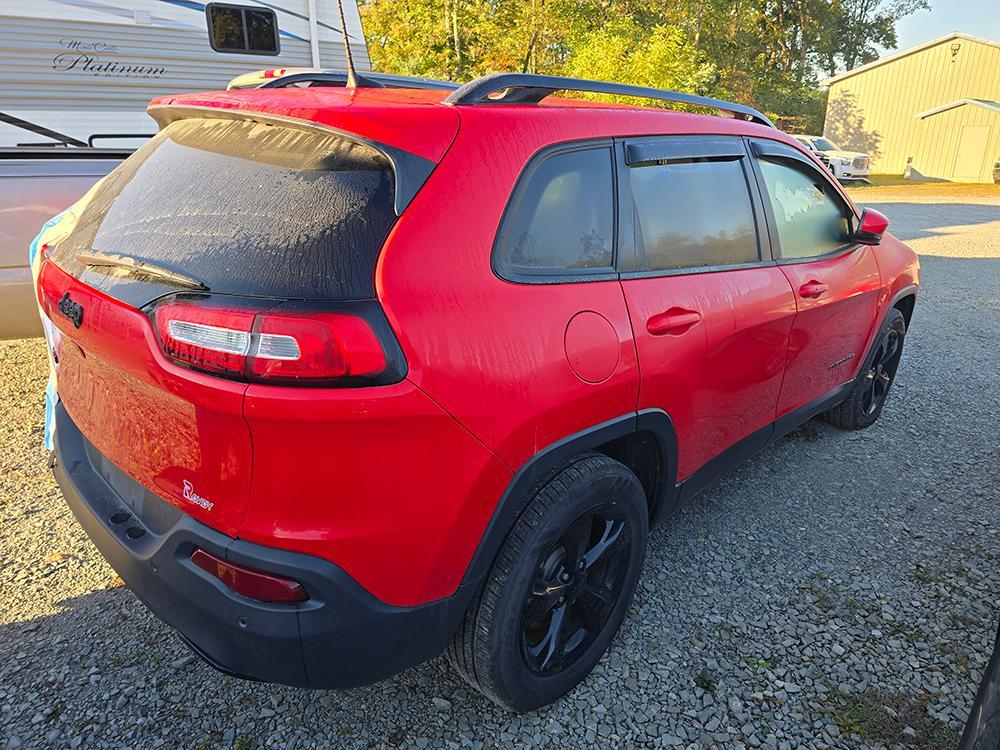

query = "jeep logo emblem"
[[57, 291, 84, 328]]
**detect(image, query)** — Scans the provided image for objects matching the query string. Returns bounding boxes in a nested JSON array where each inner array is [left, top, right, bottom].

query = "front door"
[[953, 126, 989, 181], [750, 139, 882, 419], [618, 136, 796, 482]]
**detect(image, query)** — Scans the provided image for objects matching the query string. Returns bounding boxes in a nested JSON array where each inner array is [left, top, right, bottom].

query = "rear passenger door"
[[618, 137, 797, 484], [748, 140, 881, 419]]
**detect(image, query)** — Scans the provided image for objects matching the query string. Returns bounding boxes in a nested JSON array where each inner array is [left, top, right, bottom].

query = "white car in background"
[[793, 135, 871, 181]]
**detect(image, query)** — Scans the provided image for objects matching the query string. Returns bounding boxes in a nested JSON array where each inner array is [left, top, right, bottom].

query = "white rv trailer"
[[0, 0, 370, 338], [0, 0, 370, 147]]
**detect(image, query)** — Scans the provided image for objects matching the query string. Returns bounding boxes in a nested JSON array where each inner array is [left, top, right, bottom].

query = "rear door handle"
[[647, 308, 702, 336], [799, 280, 829, 298]]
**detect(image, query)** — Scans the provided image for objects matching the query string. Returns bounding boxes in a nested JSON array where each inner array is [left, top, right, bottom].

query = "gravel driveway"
[[1, 190, 998, 750]]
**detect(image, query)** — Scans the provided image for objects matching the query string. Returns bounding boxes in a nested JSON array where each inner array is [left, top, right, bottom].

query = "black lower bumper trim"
[[52, 402, 471, 689]]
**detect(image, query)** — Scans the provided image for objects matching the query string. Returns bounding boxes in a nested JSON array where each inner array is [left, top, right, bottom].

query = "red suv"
[[36, 73, 918, 711]]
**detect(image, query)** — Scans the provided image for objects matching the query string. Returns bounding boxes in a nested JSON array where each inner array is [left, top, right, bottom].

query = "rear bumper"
[[52, 402, 469, 689]]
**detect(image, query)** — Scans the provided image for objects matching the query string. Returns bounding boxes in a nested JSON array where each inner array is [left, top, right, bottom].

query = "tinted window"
[[499, 147, 614, 273], [209, 6, 244, 49], [52, 117, 396, 306], [245, 9, 278, 52], [630, 158, 758, 271], [208, 4, 279, 54], [759, 160, 851, 259]]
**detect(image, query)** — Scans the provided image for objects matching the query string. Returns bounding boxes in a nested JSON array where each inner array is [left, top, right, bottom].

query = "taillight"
[[250, 312, 385, 382], [156, 301, 256, 376], [151, 296, 395, 386], [191, 548, 308, 603]]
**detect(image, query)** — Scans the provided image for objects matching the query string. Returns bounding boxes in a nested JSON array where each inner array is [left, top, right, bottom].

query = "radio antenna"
[[336, 0, 360, 88]]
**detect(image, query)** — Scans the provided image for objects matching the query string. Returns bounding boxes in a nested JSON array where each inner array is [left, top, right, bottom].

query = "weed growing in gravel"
[[831, 691, 959, 749], [950, 611, 978, 629], [744, 656, 773, 670], [694, 669, 717, 693], [937, 642, 972, 677], [886, 621, 930, 644], [910, 566, 943, 584], [845, 595, 875, 614]]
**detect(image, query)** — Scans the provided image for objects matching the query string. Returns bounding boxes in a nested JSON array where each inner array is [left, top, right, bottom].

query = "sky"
[[894, 0, 1000, 51]]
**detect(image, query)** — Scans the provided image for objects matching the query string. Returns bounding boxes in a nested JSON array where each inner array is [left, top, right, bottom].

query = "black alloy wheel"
[[522, 505, 632, 674], [822, 307, 907, 430], [861, 325, 902, 416], [447, 453, 648, 712]]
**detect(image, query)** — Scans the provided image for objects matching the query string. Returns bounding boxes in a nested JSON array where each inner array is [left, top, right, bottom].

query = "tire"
[[822, 307, 906, 430], [447, 453, 648, 712]]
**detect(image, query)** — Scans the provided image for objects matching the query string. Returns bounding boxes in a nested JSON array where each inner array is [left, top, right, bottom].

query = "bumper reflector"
[[191, 548, 308, 603]]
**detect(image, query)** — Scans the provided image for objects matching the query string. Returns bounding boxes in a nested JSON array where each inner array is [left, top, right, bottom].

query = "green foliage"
[[563, 20, 716, 103], [359, 0, 926, 132], [831, 690, 959, 749], [694, 668, 718, 692]]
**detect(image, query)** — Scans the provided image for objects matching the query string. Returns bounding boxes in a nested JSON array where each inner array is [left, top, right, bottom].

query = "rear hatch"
[[38, 105, 451, 535]]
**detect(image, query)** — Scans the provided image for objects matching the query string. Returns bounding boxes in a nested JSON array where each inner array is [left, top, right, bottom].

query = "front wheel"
[[823, 307, 907, 430], [447, 453, 648, 712]]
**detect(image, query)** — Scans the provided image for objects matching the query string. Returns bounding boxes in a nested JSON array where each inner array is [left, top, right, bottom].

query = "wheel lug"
[[578, 561, 585, 571], [560, 572, 570, 583], [558, 596, 565, 604]]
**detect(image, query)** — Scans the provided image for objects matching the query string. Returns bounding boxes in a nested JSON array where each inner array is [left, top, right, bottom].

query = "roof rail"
[[442, 73, 775, 128], [258, 70, 460, 91]]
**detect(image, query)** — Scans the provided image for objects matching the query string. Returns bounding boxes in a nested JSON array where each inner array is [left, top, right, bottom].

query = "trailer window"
[[207, 3, 279, 55]]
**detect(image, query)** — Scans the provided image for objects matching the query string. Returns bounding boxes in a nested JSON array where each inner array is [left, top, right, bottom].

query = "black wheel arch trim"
[[888, 284, 918, 324], [868, 284, 916, 366], [460, 408, 679, 588]]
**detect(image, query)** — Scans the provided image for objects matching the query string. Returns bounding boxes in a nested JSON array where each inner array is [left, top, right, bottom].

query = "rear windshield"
[[51, 116, 396, 304]]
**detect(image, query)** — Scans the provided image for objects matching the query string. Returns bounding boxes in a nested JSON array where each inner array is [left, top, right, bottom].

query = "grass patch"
[[886, 621, 929, 644], [744, 656, 773, 671], [695, 669, 717, 693], [845, 595, 875, 614], [844, 174, 1000, 197], [937, 642, 972, 678], [910, 566, 942, 584], [832, 691, 959, 749], [950, 611, 978, 629], [711, 620, 736, 633]]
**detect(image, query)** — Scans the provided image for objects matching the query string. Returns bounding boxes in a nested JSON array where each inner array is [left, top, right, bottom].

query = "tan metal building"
[[823, 33, 1000, 182]]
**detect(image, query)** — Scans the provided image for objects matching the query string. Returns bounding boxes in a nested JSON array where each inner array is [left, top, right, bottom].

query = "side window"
[[758, 160, 852, 259], [496, 147, 615, 276], [207, 3, 280, 55], [629, 158, 759, 271]]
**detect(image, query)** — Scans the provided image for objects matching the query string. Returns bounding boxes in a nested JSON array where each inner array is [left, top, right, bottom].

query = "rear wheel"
[[823, 307, 906, 430], [448, 453, 648, 712]]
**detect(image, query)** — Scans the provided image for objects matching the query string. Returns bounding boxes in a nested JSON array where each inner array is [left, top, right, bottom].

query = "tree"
[[818, 0, 930, 76], [563, 19, 716, 99], [358, 0, 927, 132]]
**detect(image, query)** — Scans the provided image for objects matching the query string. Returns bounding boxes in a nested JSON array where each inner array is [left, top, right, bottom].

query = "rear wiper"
[[75, 251, 208, 290]]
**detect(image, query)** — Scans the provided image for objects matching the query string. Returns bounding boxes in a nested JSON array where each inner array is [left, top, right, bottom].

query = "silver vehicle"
[[0, 151, 125, 338]]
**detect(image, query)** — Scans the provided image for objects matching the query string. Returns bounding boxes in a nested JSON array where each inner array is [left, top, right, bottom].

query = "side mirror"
[[854, 207, 890, 245]]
